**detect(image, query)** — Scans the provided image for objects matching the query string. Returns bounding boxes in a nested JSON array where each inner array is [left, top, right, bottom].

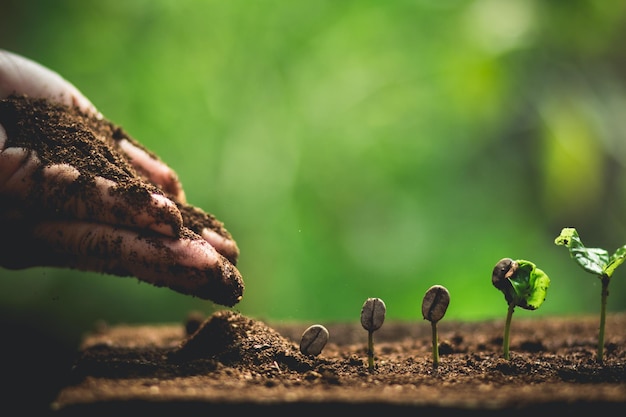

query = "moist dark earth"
[[49, 310, 626, 416]]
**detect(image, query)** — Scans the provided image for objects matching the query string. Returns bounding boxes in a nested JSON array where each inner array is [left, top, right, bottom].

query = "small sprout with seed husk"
[[492, 258, 550, 360], [555, 227, 626, 363], [421, 285, 450, 369], [360, 297, 386, 370], [300, 324, 329, 357]]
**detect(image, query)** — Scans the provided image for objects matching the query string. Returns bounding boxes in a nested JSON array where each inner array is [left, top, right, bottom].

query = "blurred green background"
[[2, 0, 626, 349]]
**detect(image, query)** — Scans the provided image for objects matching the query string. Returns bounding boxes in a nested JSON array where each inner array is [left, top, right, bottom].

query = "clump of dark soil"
[[0, 95, 237, 252], [51, 310, 626, 416], [0, 95, 243, 305]]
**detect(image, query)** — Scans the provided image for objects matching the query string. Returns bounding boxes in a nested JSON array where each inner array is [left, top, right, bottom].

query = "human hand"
[[0, 49, 243, 306]]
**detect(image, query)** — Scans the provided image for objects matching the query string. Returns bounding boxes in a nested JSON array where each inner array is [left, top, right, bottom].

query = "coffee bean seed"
[[300, 324, 329, 356], [360, 298, 386, 332], [421, 285, 450, 323], [492, 258, 518, 291]]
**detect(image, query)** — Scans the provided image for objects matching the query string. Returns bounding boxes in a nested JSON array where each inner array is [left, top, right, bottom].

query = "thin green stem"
[[597, 275, 610, 363], [431, 321, 439, 369], [367, 331, 374, 370], [503, 303, 515, 360]]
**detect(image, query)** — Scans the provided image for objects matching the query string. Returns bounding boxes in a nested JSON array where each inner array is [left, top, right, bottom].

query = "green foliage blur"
[[2, 0, 626, 350]]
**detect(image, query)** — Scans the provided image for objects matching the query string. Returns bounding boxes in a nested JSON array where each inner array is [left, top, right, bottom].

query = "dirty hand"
[[0, 49, 243, 306]]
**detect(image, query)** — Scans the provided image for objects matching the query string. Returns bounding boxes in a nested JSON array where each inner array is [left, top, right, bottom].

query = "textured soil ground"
[[49, 310, 626, 416]]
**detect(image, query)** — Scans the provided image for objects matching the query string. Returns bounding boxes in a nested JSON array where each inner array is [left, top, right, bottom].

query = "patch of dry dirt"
[[51, 310, 626, 416]]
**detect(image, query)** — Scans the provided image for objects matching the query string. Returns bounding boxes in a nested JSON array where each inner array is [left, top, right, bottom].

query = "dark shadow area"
[[0, 313, 76, 416]]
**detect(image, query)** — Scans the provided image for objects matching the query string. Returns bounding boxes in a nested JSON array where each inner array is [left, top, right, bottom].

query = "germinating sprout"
[[360, 297, 386, 370], [492, 258, 550, 360], [421, 285, 450, 369]]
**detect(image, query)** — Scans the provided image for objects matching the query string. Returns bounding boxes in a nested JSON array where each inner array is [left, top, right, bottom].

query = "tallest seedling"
[[555, 227, 626, 363]]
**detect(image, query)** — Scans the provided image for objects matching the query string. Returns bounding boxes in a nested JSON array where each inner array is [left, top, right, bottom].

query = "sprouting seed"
[[492, 258, 550, 360], [421, 285, 450, 369], [300, 324, 329, 357], [360, 297, 386, 370], [361, 297, 386, 331], [422, 285, 450, 323]]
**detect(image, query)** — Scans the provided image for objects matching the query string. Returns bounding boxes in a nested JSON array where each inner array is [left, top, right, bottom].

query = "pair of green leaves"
[[492, 258, 550, 310], [554, 227, 626, 363], [554, 227, 626, 279]]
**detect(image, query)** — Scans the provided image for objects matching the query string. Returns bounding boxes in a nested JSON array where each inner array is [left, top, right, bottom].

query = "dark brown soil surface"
[[51, 310, 626, 416]]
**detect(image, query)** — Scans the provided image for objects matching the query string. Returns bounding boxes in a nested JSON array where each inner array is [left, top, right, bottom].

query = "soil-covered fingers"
[[177, 203, 240, 265], [1, 96, 237, 257], [0, 96, 186, 236], [1, 94, 240, 271], [107, 138, 239, 263], [0, 220, 244, 306], [0, 142, 183, 237], [116, 137, 186, 203]]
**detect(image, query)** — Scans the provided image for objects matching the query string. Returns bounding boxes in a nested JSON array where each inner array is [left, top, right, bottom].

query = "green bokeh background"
[[2, 0, 626, 352]]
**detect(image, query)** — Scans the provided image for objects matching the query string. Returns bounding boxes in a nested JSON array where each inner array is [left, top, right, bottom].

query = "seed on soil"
[[300, 324, 329, 356]]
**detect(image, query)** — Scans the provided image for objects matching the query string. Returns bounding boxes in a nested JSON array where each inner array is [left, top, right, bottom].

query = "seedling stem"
[[430, 321, 439, 366], [503, 303, 515, 360], [367, 331, 375, 369], [599, 275, 609, 362]]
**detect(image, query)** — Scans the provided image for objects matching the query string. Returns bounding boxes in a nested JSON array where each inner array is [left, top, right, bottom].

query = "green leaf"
[[605, 245, 626, 277], [554, 227, 608, 276], [507, 260, 550, 310]]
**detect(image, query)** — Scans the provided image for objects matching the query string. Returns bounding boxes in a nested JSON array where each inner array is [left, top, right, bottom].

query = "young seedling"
[[300, 324, 329, 357], [360, 297, 386, 370], [421, 285, 450, 369], [492, 258, 550, 360], [555, 227, 626, 363]]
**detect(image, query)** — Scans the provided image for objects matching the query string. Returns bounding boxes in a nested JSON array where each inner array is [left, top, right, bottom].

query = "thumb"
[[0, 49, 101, 118]]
